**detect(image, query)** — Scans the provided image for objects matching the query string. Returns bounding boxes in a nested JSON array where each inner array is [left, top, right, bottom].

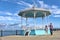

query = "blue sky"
[[0, 0, 60, 30]]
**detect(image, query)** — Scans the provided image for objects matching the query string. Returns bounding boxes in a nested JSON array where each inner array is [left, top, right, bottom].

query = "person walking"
[[49, 23, 53, 35], [45, 25, 48, 33]]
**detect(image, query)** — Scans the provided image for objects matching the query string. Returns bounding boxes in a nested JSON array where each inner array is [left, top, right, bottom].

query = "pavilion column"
[[41, 12, 47, 29], [42, 17, 44, 29], [47, 16, 50, 30], [21, 13, 25, 30], [47, 16, 50, 28], [34, 12, 36, 29], [21, 16, 22, 29], [47, 16, 49, 25], [26, 17, 28, 27], [44, 12, 47, 25]]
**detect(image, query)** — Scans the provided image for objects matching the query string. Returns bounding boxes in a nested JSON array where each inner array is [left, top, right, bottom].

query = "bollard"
[[1, 30, 3, 37], [16, 30, 18, 35]]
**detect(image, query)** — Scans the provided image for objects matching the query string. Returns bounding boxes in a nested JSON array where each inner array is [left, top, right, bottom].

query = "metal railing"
[[0, 30, 25, 37]]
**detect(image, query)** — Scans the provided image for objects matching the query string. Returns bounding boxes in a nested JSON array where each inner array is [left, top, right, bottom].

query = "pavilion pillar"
[[21, 16, 22, 27], [44, 12, 47, 25], [26, 17, 28, 27], [34, 12, 36, 29], [42, 17, 44, 29], [21, 16, 22, 29]]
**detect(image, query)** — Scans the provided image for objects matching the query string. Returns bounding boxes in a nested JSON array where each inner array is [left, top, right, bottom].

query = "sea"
[[0, 30, 25, 36]]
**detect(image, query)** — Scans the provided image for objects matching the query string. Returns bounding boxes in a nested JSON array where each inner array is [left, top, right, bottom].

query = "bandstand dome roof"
[[18, 8, 51, 18]]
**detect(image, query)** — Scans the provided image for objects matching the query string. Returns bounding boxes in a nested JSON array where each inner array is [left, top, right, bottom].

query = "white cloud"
[[38, 1, 60, 17], [43, 4, 50, 8], [14, 13, 18, 16], [51, 5, 58, 9], [0, 11, 26, 21], [13, 12, 19, 16], [38, 1, 58, 9], [39, 1, 44, 8], [49, 9, 60, 15], [17, 2, 23, 5], [54, 15, 60, 17], [39, 1, 51, 8], [0, 16, 20, 21], [0, 11, 19, 16], [54, 9, 60, 14], [0, 15, 23, 24], [5, 12, 13, 15], [0, 11, 13, 15], [0, 16, 13, 20], [16, 1, 33, 8]]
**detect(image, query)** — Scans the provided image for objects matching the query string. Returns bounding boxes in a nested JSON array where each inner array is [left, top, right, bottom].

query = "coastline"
[[0, 31, 60, 40]]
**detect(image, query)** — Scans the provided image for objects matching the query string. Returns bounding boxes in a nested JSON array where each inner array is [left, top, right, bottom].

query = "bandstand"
[[18, 7, 51, 36]]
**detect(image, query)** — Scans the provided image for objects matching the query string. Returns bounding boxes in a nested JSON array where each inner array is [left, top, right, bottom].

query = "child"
[[45, 25, 48, 33]]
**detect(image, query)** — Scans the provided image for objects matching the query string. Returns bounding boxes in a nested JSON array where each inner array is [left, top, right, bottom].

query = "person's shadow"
[[25, 32, 29, 36]]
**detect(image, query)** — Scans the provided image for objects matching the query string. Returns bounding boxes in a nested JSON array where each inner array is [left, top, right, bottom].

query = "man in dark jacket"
[[49, 23, 53, 35]]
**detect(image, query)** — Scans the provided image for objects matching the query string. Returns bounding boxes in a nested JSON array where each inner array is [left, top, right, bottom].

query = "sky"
[[0, 0, 60, 30]]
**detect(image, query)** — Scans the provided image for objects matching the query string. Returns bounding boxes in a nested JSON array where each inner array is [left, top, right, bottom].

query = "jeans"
[[50, 29, 53, 35]]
